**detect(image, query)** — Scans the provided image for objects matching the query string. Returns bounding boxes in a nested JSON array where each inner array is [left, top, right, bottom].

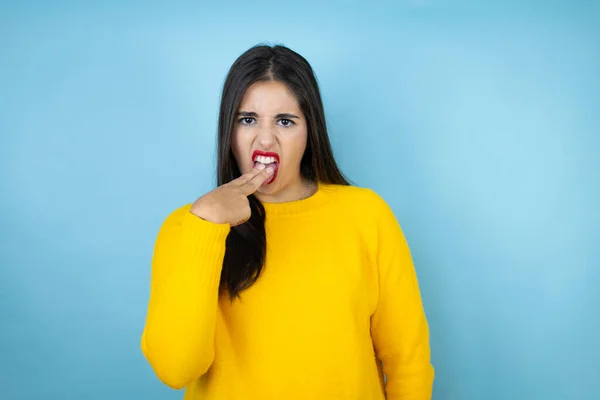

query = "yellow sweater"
[[141, 183, 434, 399]]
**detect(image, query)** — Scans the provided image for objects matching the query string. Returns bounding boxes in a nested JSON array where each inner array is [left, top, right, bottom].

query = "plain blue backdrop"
[[1, 1, 598, 399]]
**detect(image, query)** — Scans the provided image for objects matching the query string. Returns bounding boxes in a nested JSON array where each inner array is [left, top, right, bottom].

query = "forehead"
[[239, 80, 301, 113]]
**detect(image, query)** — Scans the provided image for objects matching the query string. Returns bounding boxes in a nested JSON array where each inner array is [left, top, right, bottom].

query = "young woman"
[[141, 44, 434, 399]]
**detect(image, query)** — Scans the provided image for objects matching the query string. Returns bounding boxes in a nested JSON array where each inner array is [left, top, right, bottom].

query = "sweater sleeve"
[[141, 204, 231, 390], [369, 193, 435, 400]]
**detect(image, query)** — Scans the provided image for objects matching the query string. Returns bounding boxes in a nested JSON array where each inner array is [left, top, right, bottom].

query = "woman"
[[141, 44, 434, 399]]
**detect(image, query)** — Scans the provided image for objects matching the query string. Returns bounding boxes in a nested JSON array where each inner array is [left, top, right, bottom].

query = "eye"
[[278, 119, 295, 127], [238, 117, 256, 125], [239, 117, 256, 125]]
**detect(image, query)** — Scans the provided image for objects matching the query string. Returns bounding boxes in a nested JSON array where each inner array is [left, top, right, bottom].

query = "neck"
[[255, 176, 313, 204]]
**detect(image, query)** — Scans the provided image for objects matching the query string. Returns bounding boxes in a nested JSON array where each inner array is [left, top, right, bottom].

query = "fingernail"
[[256, 163, 266, 170], [266, 166, 274, 175]]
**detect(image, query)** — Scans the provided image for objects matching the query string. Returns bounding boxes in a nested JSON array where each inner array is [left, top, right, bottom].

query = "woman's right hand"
[[190, 164, 274, 226]]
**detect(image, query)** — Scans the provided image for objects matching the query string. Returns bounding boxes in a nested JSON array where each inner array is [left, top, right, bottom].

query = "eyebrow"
[[237, 111, 300, 119]]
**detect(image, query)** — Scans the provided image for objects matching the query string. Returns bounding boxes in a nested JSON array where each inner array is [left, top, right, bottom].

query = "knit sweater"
[[141, 183, 434, 399]]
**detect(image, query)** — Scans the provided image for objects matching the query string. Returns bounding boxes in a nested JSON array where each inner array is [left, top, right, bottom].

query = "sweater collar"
[[261, 182, 337, 217]]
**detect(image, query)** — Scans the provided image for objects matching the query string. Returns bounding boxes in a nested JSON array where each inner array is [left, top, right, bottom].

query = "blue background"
[[1, 1, 598, 399]]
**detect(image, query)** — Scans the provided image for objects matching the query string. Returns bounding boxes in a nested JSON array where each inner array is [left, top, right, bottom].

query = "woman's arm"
[[369, 193, 435, 400], [141, 204, 230, 390]]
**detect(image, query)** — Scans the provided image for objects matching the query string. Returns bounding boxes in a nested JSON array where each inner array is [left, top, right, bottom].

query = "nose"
[[257, 126, 276, 149]]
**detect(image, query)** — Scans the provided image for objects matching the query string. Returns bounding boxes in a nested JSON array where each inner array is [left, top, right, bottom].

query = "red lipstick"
[[252, 150, 280, 185]]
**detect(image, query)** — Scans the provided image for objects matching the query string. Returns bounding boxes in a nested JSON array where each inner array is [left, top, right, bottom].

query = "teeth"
[[254, 155, 277, 164]]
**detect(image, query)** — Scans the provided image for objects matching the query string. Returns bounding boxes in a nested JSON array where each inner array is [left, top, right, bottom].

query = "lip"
[[252, 150, 280, 185]]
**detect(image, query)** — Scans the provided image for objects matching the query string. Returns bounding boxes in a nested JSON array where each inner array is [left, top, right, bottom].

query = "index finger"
[[232, 166, 265, 186], [239, 167, 272, 195]]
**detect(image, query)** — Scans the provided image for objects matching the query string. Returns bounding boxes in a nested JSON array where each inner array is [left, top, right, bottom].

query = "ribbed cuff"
[[172, 209, 231, 290]]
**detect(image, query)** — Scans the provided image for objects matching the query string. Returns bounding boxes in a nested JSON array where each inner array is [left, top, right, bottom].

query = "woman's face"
[[232, 80, 308, 200]]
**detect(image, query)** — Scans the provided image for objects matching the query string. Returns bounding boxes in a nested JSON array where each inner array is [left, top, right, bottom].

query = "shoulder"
[[323, 183, 398, 223], [324, 184, 406, 257], [325, 183, 393, 210]]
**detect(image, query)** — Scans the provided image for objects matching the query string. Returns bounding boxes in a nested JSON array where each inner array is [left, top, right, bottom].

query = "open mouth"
[[252, 150, 280, 185]]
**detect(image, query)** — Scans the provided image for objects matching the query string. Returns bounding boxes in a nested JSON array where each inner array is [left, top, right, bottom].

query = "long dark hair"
[[217, 44, 349, 299]]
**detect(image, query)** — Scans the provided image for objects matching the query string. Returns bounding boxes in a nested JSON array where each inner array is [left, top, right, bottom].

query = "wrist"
[[190, 200, 221, 224]]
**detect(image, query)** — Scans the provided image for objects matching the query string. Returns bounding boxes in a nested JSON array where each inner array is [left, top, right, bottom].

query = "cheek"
[[295, 130, 309, 158], [231, 130, 249, 163], [284, 129, 308, 165]]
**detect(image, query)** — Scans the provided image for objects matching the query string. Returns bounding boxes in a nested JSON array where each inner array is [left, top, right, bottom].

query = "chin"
[[257, 176, 284, 195], [258, 180, 278, 193]]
